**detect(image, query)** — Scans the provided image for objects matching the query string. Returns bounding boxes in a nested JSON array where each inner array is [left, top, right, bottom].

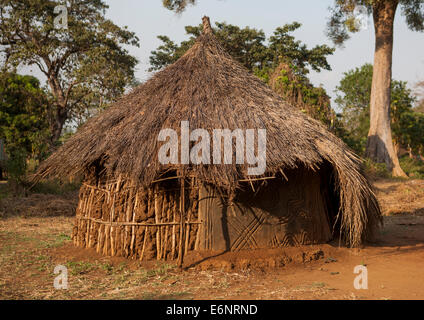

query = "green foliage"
[[399, 0, 424, 32], [267, 23, 334, 74], [416, 80, 424, 113], [0, 0, 140, 145], [335, 63, 421, 155], [150, 22, 269, 72], [149, 36, 187, 72], [333, 121, 365, 153], [5, 149, 27, 185], [396, 111, 424, 155], [149, 21, 334, 75], [269, 60, 337, 129], [362, 158, 391, 179], [149, 21, 342, 135], [66, 261, 95, 276], [162, 0, 196, 13], [335, 64, 373, 153], [416, 101, 424, 113], [392, 83, 424, 155], [0, 72, 50, 189], [399, 155, 424, 179], [327, 0, 424, 45], [0, 72, 49, 157], [149, 21, 344, 136]]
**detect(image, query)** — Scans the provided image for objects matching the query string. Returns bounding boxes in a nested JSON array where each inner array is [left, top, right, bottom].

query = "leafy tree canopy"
[[0, 0, 140, 145], [149, 21, 334, 76], [0, 72, 49, 161], [269, 60, 335, 127], [327, 0, 424, 45], [162, 0, 196, 13], [150, 21, 341, 137]]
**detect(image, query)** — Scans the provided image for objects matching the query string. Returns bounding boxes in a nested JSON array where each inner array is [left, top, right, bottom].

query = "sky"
[[22, 0, 424, 110]]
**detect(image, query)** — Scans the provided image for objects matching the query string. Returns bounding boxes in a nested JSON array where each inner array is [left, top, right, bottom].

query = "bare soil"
[[1, 178, 424, 300]]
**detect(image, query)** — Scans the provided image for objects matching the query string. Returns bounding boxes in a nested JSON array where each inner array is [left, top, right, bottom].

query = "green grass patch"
[[40, 233, 71, 248], [311, 282, 326, 288], [66, 261, 96, 276]]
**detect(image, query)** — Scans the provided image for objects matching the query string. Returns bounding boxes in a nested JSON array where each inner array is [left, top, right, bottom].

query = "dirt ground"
[[1, 178, 424, 300]]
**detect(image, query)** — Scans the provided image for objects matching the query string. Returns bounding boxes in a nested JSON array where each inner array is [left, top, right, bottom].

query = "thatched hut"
[[37, 17, 381, 264]]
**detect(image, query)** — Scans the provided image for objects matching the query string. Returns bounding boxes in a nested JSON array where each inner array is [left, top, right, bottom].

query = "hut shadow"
[[365, 135, 395, 169], [183, 251, 229, 270], [183, 194, 232, 270], [324, 206, 424, 249], [373, 184, 399, 194], [221, 204, 231, 252], [141, 291, 193, 300], [366, 213, 424, 248]]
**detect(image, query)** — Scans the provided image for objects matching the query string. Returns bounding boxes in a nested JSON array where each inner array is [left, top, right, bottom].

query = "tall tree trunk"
[[366, 0, 407, 177], [47, 76, 68, 149], [49, 106, 68, 147]]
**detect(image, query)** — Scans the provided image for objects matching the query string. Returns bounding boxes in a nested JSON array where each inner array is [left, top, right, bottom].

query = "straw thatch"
[[37, 16, 381, 247]]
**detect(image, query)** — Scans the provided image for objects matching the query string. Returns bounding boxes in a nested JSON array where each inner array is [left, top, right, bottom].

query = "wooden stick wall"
[[72, 178, 200, 261]]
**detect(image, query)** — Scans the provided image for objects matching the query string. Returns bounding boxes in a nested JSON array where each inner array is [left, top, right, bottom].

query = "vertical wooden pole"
[[163, 194, 170, 260], [184, 178, 194, 255], [197, 184, 208, 250], [110, 193, 116, 256], [85, 189, 92, 247], [154, 185, 161, 260], [171, 196, 177, 259], [130, 192, 139, 258], [124, 186, 133, 257], [177, 177, 185, 268], [159, 192, 167, 260]]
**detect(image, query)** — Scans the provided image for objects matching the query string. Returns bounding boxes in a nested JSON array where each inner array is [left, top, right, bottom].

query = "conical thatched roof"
[[37, 17, 381, 246]]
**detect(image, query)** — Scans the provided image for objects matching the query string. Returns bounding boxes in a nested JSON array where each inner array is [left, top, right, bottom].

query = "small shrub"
[[399, 156, 424, 179], [5, 149, 28, 195], [363, 159, 391, 179], [31, 179, 81, 195]]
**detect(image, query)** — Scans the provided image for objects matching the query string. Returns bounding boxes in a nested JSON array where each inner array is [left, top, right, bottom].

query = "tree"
[[150, 21, 337, 127], [0, 0, 139, 147], [149, 22, 268, 72], [150, 22, 271, 72], [336, 63, 422, 158], [0, 72, 49, 184], [150, 21, 334, 75], [150, 21, 338, 130], [0, 72, 49, 156], [327, 0, 424, 176], [162, 0, 195, 13], [335, 64, 373, 152], [397, 111, 424, 158], [416, 80, 424, 113], [269, 60, 337, 129]]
